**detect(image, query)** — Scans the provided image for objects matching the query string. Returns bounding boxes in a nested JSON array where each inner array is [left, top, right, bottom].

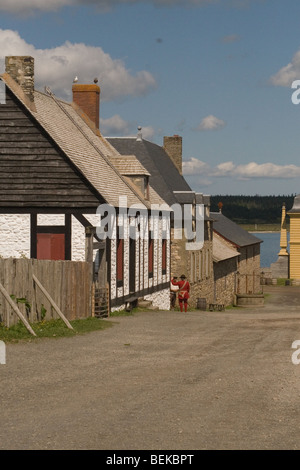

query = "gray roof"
[[211, 212, 262, 247], [106, 137, 192, 206]]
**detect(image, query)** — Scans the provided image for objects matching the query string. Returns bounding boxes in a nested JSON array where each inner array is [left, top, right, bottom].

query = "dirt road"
[[1, 285, 300, 450]]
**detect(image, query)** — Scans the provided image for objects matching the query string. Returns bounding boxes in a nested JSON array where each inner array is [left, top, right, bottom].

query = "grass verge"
[[0, 316, 114, 343]]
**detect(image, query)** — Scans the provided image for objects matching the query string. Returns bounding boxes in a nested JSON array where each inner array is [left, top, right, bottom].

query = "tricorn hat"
[[180, 274, 186, 279]]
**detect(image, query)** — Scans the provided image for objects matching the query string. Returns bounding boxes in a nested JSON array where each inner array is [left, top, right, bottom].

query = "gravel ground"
[[1, 285, 300, 451]]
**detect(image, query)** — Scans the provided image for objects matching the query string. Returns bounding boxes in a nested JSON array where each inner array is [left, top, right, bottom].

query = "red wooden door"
[[37, 233, 65, 260]]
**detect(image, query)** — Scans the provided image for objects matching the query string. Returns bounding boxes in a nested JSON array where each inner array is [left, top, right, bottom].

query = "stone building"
[[211, 211, 262, 305], [107, 133, 215, 308], [212, 233, 240, 306], [0, 56, 171, 311]]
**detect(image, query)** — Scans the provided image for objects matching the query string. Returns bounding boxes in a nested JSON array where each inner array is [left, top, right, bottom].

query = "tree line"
[[210, 195, 296, 224]]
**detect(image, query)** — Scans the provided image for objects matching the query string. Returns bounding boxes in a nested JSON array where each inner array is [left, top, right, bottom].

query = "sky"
[[0, 0, 300, 196]]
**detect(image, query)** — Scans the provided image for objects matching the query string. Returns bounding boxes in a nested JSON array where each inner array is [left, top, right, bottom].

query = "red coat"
[[172, 279, 190, 300]]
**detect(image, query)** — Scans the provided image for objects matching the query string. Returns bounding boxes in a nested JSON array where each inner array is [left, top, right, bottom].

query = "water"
[[255, 232, 289, 268]]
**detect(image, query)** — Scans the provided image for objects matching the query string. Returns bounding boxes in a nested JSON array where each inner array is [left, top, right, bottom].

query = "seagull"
[[73, 76, 78, 83]]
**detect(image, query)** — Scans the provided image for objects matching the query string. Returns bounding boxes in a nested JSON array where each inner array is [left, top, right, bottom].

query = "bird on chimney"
[[73, 76, 78, 83]]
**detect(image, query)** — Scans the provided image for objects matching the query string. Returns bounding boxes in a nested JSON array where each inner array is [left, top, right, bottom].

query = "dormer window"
[[129, 175, 149, 200]]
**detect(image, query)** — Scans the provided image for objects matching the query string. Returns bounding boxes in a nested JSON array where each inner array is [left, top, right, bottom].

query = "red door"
[[37, 233, 65, 260]]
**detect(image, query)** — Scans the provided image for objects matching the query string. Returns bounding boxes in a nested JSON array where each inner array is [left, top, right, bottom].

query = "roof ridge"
[[45, 92, 150, 208]]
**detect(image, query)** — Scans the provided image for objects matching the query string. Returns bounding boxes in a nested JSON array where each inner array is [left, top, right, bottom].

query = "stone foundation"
[[235, 293, 264, 307]]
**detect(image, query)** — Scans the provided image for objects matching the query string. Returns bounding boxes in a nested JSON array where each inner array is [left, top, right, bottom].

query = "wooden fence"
[[0, 258, 93, 328]]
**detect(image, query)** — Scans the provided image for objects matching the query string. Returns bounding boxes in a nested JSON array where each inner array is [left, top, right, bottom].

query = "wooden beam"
[[32, 274, 74, 330], [85, 226, 96, 263], [0, 282, 37, 336]]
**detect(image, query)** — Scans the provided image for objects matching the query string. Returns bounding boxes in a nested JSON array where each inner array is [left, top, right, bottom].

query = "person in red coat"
[[171, 274, 190, 312]]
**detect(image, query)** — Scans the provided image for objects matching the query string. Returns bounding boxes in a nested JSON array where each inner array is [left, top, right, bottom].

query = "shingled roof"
[[0, 73, 153, 209], [107, 137, 192, 206], [211, 212, 262, 248], [213, 234, 240, 263]]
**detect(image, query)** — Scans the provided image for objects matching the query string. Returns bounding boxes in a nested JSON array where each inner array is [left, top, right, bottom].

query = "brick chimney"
[[72, 82, 100, 130], [163, 135, 182, 175], [5, 56, 35, 103]]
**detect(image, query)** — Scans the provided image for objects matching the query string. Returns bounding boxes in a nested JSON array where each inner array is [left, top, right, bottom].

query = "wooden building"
[[0, 56, 171, 311], [287, 194, 300, 279]]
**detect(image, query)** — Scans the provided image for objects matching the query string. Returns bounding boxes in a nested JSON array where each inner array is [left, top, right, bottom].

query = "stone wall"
[[214, 257, 238, 306], [170, 222, 215, 308], [236, 243, 261, 294]]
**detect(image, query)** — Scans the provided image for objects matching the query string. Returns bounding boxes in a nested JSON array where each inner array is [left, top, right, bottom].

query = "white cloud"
[[182, 158, 210, 176], [100, 115, 155, 139], [183, 159, 300, 180], [196, 115, 226, 131], [270, 50, 300, 87], [232, 162, 300, 179], [0, 29, 157, 101], [0, 0, 218, 15], [100, 114, 132, 135], [139, 125, 155, 140]]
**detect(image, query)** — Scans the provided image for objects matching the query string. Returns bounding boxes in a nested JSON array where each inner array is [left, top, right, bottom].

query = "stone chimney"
[[5, 56, 35, 103], [163, 135, 182, 175], [72, 81, 100, 130]]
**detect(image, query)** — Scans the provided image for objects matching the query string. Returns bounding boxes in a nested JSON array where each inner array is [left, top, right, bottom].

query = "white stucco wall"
[[0, 211, 171, 309], [0, 214, 30, 258], [144, 287, 170, 310]]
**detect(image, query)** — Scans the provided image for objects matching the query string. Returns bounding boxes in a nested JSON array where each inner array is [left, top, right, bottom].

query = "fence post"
[[32, 274, 74, 330], [0, 282, 36, 336]]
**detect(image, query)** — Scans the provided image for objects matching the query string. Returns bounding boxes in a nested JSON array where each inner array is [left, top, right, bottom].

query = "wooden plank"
[[0, 201, 98, 208], [0, 282, 36, 336], [32, 273, 74, 330], [0, 148, 64, 155], [4, 258, 13, 326], [0, 168, 75, 175], [0, 119, 36, 126], [0, 141, 54, 148], [0, 154, 62, 161], [0, 126, 42, 134]]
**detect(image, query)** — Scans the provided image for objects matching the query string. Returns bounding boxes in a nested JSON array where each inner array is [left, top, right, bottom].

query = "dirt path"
[[1, 285, 300, 450]]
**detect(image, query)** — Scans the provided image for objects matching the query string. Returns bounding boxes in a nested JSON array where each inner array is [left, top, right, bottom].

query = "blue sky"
[[1, 0, 300, 196]]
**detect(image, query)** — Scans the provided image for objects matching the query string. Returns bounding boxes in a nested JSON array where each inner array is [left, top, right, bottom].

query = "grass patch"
[[109, 309, 135, 317], [0, 317, 113, 343], [110, 306, 159, 317]]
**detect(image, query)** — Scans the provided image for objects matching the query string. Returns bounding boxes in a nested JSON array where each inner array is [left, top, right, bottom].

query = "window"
[[31, 214, 71, 260], [162, 239, 167, 275], [117, 237, 124, 287], [37, 233, 65, 260], [148, 234, 154, 278]]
